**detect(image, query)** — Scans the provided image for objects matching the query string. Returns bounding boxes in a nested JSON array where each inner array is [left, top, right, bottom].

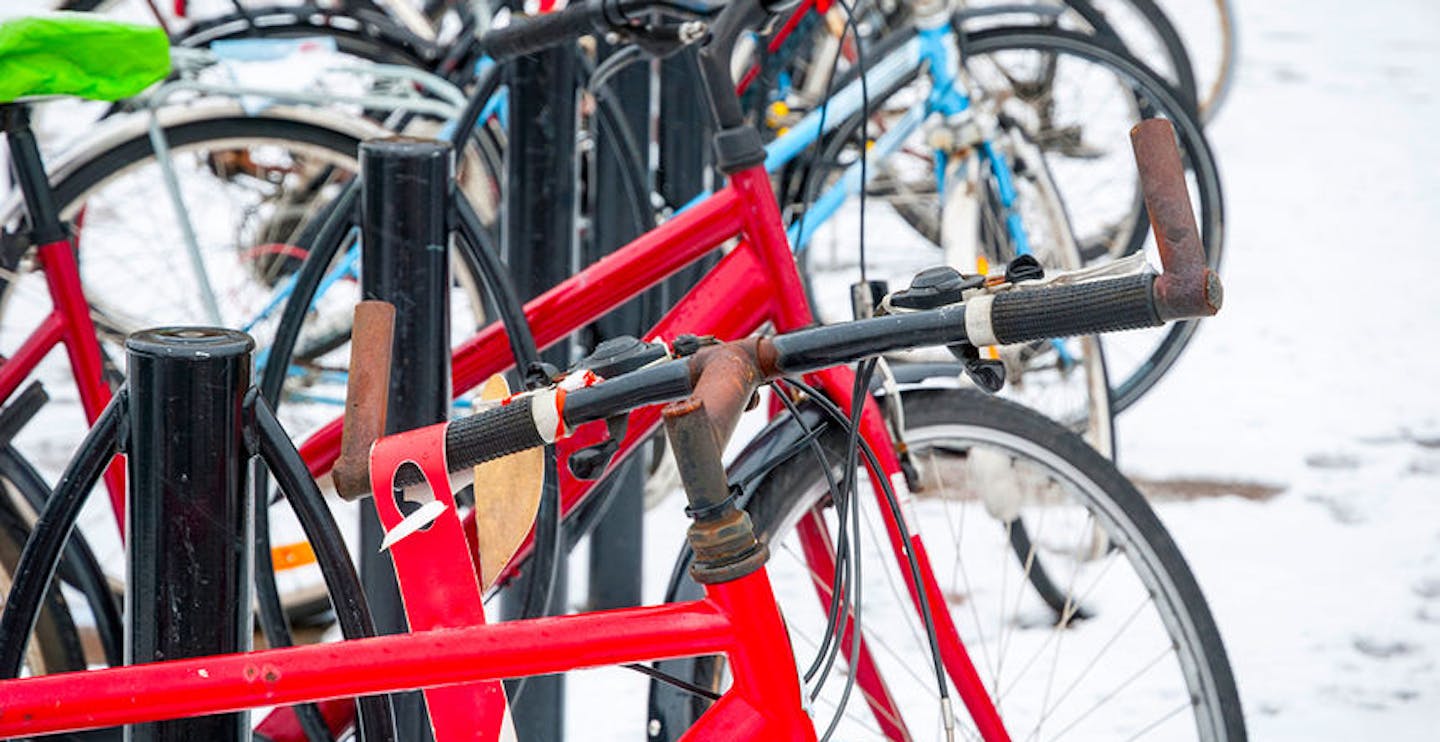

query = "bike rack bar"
[[586, 41, 651, 613], [357, 135, 455, 740], [502, 43, 579, 741], [125, 327, 255, 742]]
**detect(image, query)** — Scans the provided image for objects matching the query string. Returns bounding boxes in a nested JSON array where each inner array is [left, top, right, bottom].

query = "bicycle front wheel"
[[652, 387, 1245, 741]]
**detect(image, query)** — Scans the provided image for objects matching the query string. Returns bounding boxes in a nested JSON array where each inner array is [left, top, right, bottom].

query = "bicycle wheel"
[[1152, 0, 1238, 122], [779, 39, 1113, 450], [0, 104, 491, 619], [1069, 0, 1200, 113], [175, 5, 439, 69], [0, 465, 88, 678], [652, 388, 1244, 740]]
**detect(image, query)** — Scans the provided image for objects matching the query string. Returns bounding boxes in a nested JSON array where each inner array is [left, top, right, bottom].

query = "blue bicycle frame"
[[248, 23, 1052, 398]]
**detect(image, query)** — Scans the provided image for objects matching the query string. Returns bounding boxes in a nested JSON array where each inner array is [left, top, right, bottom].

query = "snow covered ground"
[[4, 0, 1440, 739], [1117, 1, 1440, 737]]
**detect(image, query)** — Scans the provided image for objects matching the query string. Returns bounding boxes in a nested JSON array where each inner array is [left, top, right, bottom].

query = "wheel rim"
[[725, 416, 1233, 740]]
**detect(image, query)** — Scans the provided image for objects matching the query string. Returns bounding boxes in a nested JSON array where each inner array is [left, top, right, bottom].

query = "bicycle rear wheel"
[[0, 105, 492, 620], [652, 388, 1245, 740]]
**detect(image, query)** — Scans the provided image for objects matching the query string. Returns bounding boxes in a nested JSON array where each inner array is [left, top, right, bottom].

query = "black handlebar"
[[987, 273, 1160, 344], [480, 0, 739, 61], [354, 120, 1222, 495]]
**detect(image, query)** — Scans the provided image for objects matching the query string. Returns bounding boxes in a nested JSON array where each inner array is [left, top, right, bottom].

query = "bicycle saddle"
[[0, 15, 168, 103]]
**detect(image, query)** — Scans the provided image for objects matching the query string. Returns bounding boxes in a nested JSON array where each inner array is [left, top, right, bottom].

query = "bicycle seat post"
[[0, 104, 65, 245]]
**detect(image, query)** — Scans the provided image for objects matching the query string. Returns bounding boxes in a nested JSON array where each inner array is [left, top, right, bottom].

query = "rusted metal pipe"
[[1130, 119, 1223, 320], [334, 301, 395, 501]]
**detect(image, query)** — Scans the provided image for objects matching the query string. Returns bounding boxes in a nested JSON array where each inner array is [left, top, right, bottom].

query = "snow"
[[3, 0, 1439, 738], [1113, 1, 1440, 736]]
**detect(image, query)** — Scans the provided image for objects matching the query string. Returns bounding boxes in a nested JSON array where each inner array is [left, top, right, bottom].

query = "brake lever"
[[610, 19, 708, 58]]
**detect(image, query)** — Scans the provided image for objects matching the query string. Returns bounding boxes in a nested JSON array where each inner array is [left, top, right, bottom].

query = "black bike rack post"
[[358, 136, 454, 741], [502, 45, 578, 742], [585, 45, 651, 612], [125, 327, 255, 742], [657, 50, 715, 235]]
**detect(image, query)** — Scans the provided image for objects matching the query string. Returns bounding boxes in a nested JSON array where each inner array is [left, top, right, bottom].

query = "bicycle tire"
[[0, 108, 489, 622], [1066, 0, 1201, 115], [652, 388, 1245, 740], [0, 468, 88, 677], [1157, 0, 1238, 123], [1202, 0, 1239, 122], [175, 5, 438, 69]]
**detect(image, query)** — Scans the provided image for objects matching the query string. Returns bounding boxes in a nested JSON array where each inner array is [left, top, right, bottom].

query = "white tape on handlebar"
[[529, 388, 561, 443], [965, 293, 998, 346]]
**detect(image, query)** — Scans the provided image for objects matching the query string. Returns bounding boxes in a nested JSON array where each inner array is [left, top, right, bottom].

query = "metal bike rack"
[[357, 136, 455, 740], [585, 44, 652, 612], [125, 327, 255, 742], [658, 50, 714, 213], [502, 46, 579, 742]]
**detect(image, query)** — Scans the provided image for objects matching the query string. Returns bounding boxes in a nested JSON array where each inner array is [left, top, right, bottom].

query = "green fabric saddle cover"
[[0, 15, 169, 103]]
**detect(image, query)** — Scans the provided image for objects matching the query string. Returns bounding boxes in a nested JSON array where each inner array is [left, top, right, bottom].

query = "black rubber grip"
[[482, 4, 599, 60], [990, 273, 1162, 345], [386, 398, 546, 489], [446, 396, 549, 470]]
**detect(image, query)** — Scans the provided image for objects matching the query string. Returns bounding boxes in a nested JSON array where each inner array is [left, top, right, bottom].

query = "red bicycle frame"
[[0, 555, 815, 739], [0, 234, 126, 518], [0, 160, 1010, 737], [287, 164, 1009, 740]]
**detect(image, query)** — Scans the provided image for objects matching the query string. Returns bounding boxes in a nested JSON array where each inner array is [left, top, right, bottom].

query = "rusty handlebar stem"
[[1130, 119, 1223, 320], [664, 338, 779, 456]]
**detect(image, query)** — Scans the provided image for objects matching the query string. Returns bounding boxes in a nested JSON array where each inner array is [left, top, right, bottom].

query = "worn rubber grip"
[[482, 4, 598, 60], [446, 396, 548, 470], [990, 274, 1162, 345], [386, 398, 547, 488]]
